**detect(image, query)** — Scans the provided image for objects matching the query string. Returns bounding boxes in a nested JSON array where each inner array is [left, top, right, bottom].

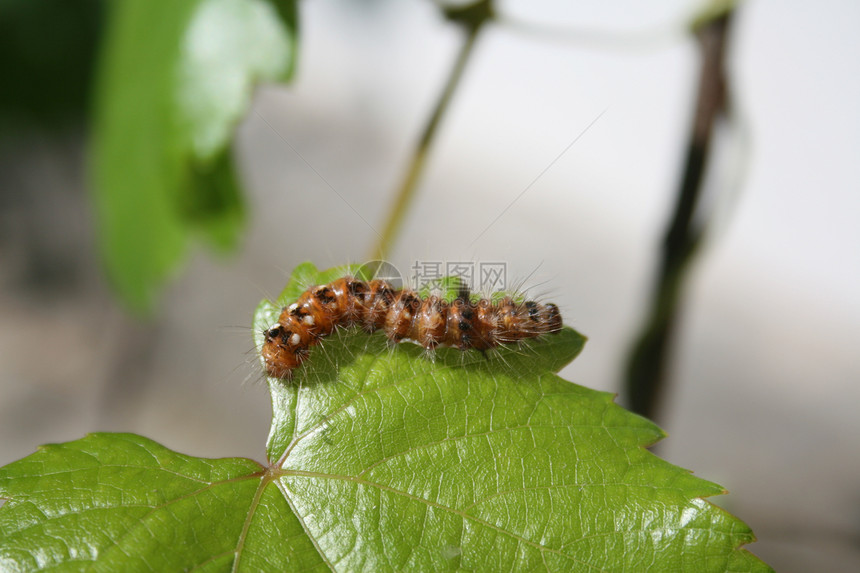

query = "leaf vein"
[[230, 474, 268, 573], [274, 477, 335, 571]]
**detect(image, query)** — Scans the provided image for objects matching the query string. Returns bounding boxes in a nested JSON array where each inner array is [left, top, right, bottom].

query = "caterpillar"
[[261, 276, 563, 379]]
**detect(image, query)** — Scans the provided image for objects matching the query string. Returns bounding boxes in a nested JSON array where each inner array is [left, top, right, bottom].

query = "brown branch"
[[624, 10, 735, 421]]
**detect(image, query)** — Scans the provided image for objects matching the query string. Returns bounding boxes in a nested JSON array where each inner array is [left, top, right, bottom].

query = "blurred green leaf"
[[0, 263, 771, 571], [91, 0, 298, 311], [183, 143, 245, 251]]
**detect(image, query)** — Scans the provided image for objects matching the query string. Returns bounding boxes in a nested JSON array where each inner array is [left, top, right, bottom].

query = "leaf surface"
[[0, 263, 772, 572]]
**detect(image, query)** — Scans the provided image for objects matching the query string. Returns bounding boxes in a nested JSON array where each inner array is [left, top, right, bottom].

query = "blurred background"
[[1, 0, 859, 570]]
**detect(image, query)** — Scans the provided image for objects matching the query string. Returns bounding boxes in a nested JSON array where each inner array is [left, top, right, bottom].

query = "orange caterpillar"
[[261, 277, 563, 379]]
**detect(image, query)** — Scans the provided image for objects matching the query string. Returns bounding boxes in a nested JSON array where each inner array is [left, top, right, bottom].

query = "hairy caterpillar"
[[261, 276, 563, 379]]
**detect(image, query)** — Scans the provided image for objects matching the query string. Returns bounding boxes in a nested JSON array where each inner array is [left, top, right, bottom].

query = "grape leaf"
[[0, 263, 772, 571], [91, 0, 298, 311]]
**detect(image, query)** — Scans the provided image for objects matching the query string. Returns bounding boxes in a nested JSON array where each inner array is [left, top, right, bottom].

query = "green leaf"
[[0, 263, 772, 571], [0, 434, 327, 572], [91, 0, 298, 312]]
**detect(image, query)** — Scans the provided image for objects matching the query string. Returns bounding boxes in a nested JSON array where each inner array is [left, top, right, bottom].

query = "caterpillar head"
[[261, 323, 305, 379]]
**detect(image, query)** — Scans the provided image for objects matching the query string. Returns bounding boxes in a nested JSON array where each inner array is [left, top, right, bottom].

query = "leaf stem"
[[369, 1, 492, 261], [623, 8, 735, 420]]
